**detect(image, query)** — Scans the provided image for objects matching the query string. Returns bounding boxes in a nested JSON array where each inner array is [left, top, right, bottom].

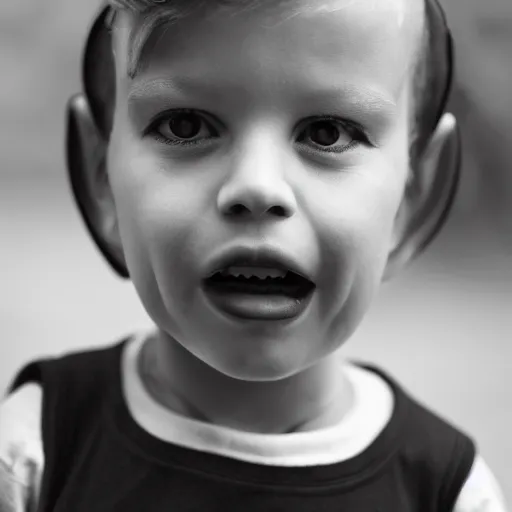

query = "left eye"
[[151, 110, 218, 145], [296, 119, 364, 153]]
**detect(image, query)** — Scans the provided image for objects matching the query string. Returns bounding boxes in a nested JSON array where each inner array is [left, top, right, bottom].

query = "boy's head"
[[67, 0, 459, 380]]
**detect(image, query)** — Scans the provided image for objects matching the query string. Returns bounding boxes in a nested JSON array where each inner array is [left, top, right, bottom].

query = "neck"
[[139, 330, 354, 434]]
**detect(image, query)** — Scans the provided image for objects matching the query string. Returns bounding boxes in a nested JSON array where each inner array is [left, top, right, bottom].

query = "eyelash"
[[146, 109, 219, 148], [145, 109, 370, 154], [296, 116, 368, 154]]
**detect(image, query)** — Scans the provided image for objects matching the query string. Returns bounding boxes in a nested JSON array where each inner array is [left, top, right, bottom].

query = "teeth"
[[222, 266, 287, 279]]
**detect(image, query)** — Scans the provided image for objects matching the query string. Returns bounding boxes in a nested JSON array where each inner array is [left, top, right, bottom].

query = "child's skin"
[[86, 0, 457, 434]]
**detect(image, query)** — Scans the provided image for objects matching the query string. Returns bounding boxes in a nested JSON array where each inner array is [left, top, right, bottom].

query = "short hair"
[[100, 0, 444, 166]]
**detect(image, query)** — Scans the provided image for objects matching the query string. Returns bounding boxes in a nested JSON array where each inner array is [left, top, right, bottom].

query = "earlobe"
[[384, 113, 461, 280], [66, 93, 129, 278]]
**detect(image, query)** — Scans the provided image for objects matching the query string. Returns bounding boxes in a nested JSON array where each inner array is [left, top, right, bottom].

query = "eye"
[[296, 118, 367, 154], [148, 109, 218, 146]]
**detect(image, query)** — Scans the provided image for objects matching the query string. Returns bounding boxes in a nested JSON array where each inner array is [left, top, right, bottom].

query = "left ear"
[[384, 112, 461, 280]]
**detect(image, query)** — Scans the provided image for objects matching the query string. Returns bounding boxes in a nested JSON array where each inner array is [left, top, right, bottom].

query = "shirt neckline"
[[105, 332, 409, 488]]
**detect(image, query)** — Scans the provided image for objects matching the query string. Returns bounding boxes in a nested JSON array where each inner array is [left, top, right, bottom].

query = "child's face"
[[107, 0, 424, 380]]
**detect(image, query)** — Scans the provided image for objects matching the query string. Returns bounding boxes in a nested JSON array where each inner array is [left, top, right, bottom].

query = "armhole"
[[440, 433, 477, 512], [6, 361, 45, 396]]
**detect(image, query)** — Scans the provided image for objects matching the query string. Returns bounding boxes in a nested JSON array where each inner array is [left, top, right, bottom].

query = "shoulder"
[[0, 383, 44, 511], [455, 455, 508, 512], [369, 367, 507, 511], [360, 364, 476, 461], [401, 389, 476, 474], [356, 364, 477, 508], [6, 339, 129, 403], [0, 383, 44, 472], [396, 376, 476, 496]]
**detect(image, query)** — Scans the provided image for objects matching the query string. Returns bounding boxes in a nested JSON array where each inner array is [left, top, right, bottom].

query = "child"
[[0, 0, 507, 510]]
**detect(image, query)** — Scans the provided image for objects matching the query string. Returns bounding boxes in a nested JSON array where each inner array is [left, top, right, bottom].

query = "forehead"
[[115, 0, 424, 105]]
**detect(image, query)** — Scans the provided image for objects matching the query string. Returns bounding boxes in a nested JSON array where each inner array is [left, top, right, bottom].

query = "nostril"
[[268, 205, 287, 217], [226, 204, 288, 217], [228, 204, 250, 215]]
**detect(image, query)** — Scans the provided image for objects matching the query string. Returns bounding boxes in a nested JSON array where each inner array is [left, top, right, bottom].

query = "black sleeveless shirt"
[[9, 337, 475, 512]]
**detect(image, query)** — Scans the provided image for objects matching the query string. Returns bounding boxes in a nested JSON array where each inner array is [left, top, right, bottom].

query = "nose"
[[217, 134, 297, 220]]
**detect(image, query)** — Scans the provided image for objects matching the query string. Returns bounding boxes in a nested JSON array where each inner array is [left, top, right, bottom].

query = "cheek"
[[109, 137, 210, 239], [106, 143, 212, 308], [309, 154, 406, 307]]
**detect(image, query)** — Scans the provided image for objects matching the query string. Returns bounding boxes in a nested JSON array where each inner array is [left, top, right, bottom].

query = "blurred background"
[[1, 0, 511, 502]]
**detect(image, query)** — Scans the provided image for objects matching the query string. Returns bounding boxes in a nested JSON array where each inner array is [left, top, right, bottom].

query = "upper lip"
[[203, 245, 314, 283]]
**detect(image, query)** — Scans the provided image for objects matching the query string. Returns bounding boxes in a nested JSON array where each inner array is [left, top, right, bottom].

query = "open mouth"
[[203, 266, 315, 299], [201, 249, 316, 321]]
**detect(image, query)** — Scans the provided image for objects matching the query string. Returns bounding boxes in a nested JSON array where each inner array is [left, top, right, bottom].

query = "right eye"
[[148, 109, 219, 146]]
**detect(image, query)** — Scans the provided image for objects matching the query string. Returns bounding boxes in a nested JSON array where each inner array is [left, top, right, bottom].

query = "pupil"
[[170, 114, 201, 139], [310, 122, 339, 146]]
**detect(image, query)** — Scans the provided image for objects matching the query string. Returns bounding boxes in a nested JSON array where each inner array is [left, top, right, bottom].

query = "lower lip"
[[202, 287, 314, 321]]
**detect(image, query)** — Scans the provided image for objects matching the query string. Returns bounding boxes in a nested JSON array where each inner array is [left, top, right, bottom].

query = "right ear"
[[66, 93, 129, 278]]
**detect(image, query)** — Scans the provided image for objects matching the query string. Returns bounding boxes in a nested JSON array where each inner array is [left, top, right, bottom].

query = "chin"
[[202, 343, 312, 383], [216, 364, 300, 383]]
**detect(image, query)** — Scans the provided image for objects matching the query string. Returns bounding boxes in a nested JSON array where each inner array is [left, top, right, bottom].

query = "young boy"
[[0, 0, 507, 510]]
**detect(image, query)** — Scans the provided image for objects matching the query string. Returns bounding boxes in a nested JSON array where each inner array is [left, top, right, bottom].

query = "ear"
[[384, 112, 461, 280], [66, 93, 129, 278]]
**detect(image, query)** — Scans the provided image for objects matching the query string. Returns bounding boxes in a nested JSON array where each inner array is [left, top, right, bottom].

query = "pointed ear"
[[384, 112, 461, 280], [66, 93, 129, 278]]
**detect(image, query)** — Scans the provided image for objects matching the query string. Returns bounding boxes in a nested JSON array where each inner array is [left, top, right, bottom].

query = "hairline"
[[110, 1, 428, 81]]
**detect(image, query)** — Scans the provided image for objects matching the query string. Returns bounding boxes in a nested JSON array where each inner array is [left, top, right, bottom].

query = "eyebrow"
[[127, 76, 398, 124]]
